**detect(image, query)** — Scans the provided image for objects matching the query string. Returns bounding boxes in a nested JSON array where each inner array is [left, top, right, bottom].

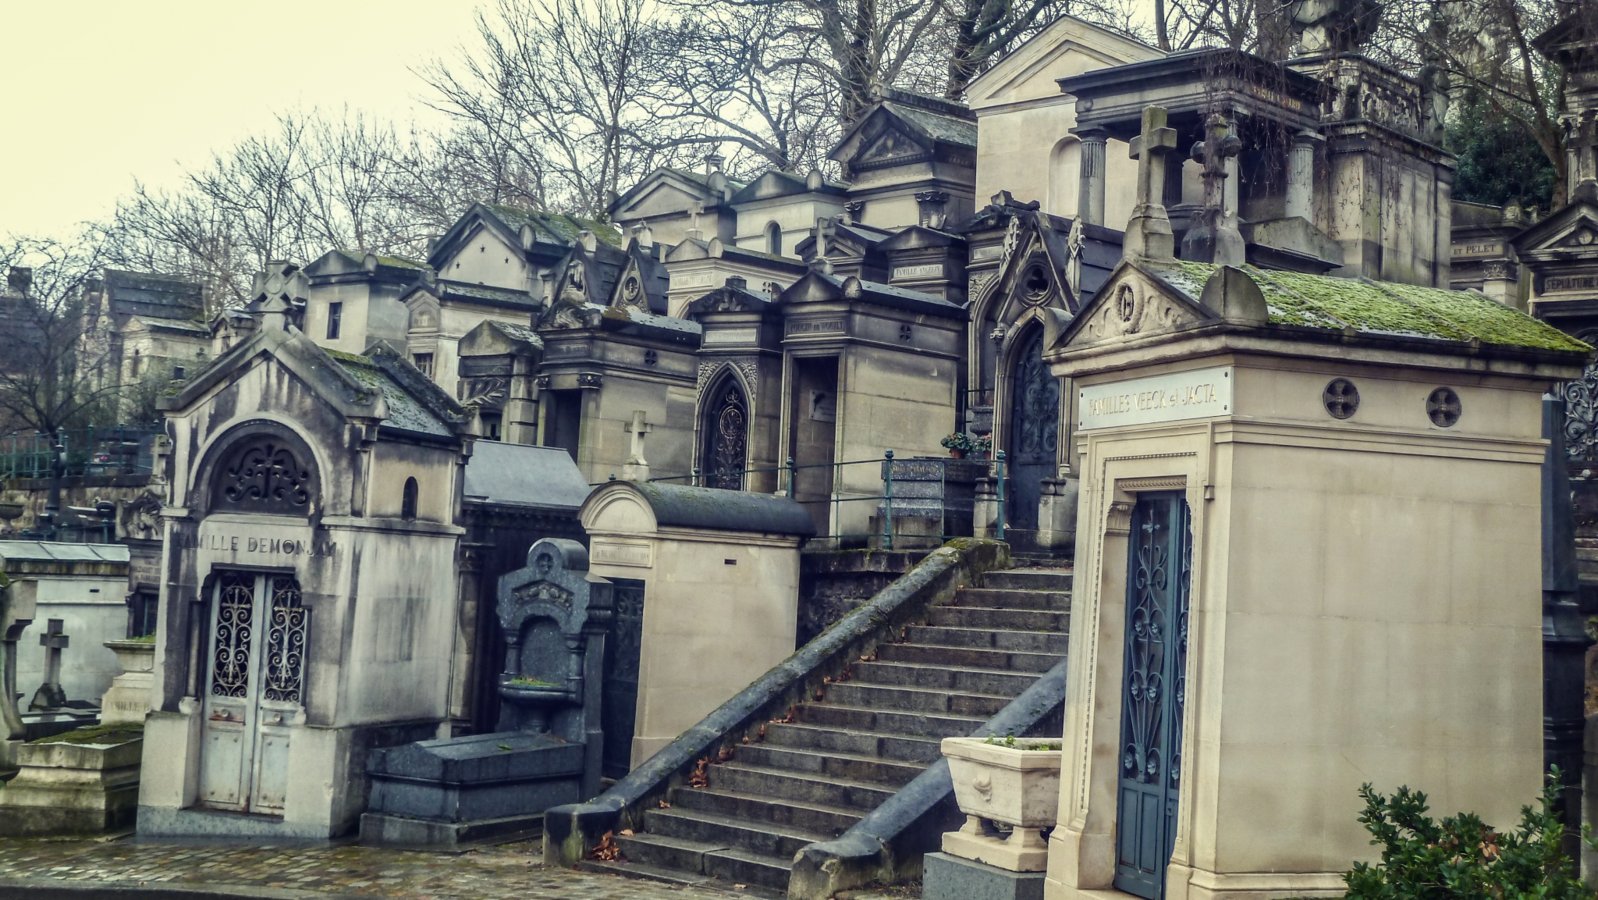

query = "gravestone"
[[28, 619, 68, 710], [361, 538, 610, 847]]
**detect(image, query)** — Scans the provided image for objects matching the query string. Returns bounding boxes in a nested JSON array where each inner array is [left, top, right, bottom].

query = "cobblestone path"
[[0, 835, 791, 899]]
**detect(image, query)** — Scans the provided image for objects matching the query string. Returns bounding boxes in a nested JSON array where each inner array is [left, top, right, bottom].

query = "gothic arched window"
[[699, 373, 750, 491], [765, 222, 783, 256]]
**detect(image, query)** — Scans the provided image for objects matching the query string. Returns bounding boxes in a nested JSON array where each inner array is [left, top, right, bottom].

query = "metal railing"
[[0, 425, 163, 483], [639, 449, 1011, 549]]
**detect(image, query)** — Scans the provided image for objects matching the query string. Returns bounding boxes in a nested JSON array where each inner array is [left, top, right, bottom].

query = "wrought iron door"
[[200, 570, 308, 815], [701, 380, 749, 490], [1007, 327, 1060, 532], [1114, 493, 1192, 899], [601, 579, 646, 779]]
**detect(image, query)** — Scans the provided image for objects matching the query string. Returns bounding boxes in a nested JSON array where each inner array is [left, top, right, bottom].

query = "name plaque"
[[592, 539, 652, 568], [1078, 366, 1232, 430]]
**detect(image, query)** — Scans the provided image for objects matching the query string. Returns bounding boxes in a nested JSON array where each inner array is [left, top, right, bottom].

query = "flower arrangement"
[[940, 432, 975, 451], [972, 433, 993, 455]]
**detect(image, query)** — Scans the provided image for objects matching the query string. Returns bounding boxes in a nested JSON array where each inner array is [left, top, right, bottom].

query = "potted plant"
[[971, 433, 993, 460], [940, 734, 1063, 872], [940, 432, 974, 458]]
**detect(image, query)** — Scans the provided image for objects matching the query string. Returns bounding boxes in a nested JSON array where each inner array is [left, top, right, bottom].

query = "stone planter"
[[940, 736, 1062, 872], [100, 640, 156, 726]]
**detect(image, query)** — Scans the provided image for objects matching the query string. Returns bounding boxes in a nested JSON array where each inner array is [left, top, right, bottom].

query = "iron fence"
[[0, 425, 163, 483]]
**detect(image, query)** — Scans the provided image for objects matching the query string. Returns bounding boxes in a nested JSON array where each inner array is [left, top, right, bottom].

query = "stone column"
[[1286, 130, 1318, 221], [1076, 128, 1108, 227]]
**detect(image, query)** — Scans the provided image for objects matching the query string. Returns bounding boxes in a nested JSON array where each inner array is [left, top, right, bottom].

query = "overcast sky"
[[2, 1, 480, 243]]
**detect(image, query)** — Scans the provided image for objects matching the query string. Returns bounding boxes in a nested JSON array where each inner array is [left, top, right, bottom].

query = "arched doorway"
[[1006, 325, 1059, 534], [699, 372, 750, 490]]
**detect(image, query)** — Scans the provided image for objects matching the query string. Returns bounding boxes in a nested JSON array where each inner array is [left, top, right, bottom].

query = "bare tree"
[[0, 237, 121, 436]]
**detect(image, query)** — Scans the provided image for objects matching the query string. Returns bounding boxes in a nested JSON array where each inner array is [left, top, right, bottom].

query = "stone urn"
[[100, 639, 157, 726], [940, 736, 1063, 872]]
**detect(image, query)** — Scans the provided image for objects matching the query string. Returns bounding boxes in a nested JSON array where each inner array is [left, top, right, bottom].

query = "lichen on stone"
[[1142, 259, 1590, 353]]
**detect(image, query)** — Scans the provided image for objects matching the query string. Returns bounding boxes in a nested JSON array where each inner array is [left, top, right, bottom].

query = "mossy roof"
[[327, 350, 454, 437], [1145, 260, 1590, 354]]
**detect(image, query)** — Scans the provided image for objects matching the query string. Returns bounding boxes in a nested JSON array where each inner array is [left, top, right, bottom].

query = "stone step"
[[734, 742, 925, 786], [797, 702, 984, 739], [707, 762, 899, 811], [903, 624, 1066, 654], [761, 721, 943, 764], [929, 604, 1069, 631], [669, 786, 864, 836], [983, 569, 1073, 591], [645, 807, 825, 861], [701, 845, 795, 892], [949, 586, 1071, 610], [578, 858, 715, 889], [613, 830, 724, 873], [851, 660, 1039, 696], [819, 681, 1011, 717], [877, 641, 1059, 673]]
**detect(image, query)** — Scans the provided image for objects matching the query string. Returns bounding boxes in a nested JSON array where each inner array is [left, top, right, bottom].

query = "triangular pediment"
[[616, 179, 710, 219], [973, 210, 1078, 326], [1056, 260, 1215, 351], [966, 15, 1162, 110], [1514, 200, 1598, 255], [858, 124, 929, 167], [404, 290, 442, 332], [609, 256, 649, 310]]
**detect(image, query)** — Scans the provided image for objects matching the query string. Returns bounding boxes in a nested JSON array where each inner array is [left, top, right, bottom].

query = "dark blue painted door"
[[1007, 326, 1059, 533], [1114, 492, 1192, 899], [601, 578, 645, 779]]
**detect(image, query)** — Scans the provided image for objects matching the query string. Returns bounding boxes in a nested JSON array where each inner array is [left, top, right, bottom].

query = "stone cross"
[[1124, 106, 1179, 260], [688, 201, 705, 240], [28, 618, 68, 711], [622, 411, 651, 481], [1181, 113, 1246, 266]]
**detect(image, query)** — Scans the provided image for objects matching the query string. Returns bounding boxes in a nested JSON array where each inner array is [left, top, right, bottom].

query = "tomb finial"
[[1182, 114, 1246, 266], [1124, 106, 1180, 261]]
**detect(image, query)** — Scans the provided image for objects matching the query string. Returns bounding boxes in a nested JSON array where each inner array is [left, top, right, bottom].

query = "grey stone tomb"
[[361, 538, 610, 847]]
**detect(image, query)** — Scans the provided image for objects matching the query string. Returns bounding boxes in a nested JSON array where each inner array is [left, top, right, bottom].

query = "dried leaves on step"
[[716, 745, 735, 763], [590, 831, 622, 861], [688, 757, 711, 788], [657, 799, 672, 809]]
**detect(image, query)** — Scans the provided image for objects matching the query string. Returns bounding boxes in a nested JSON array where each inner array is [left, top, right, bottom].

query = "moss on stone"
[[1143, 260, 1590, 353], [28, 723, 143, 746]]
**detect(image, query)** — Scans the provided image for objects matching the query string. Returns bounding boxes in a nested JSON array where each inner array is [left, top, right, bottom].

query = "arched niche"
[[199, 420, 323, 518], [1048, 137, 1081, 217], [697, 366, 751, 490]]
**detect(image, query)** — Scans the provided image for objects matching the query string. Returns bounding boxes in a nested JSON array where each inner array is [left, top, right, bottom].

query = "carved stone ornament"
[[213, 437, 316, 514], [577, 372, 604, 388], [123, 491, 163, 539], [535, 375, 552, 390], [969, 272, 994, 300], [512, 580, 574, 614], [1425, 387, 1461, 427], [1322, 378, 1359, 419], [1074, 279, 1194, 345], [697, 360, 758, 394]]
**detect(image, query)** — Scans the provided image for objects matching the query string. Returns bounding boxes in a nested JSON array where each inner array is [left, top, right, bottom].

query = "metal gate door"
[[1114, 492, 1192, 899], [199, 570, 308, 815], [1007, 327, 1060, 533], [601, 578, 645, 778]]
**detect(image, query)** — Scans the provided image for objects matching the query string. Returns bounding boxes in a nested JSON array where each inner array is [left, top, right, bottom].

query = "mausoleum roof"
[[463, 441, 591, 510], [327, 347, 467, 439], [621, 481, 816, 536], [1144, 260, 1590, 353]]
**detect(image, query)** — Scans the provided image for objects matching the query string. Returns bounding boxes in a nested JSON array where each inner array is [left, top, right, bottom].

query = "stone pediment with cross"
[[497, 538, 591, 637]]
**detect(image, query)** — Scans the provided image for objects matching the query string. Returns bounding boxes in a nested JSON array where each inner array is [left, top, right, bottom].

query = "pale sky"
[[1, 1, 482, 242]]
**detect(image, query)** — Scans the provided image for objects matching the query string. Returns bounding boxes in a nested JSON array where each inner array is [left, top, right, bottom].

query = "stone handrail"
[[542, 538, 1011, 867], [786, 658, 1067, 900]]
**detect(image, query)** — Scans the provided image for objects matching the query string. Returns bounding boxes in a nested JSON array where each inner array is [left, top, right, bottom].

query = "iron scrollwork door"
[[200, 569, 308, 815], [1007, 327, 1060, 533], [1114, 492, 1192, 899], [601, 578, 646, 779], [701, 378, 749, 490]]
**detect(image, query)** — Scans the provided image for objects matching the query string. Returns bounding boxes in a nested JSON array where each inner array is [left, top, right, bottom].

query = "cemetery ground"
[[0, 834, 918, 899]]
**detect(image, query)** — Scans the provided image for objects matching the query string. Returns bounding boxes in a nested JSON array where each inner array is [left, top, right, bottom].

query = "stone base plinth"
[[0, 730, 142, 835], [924, 851, 1045, 900], [359, 810, 543, 849], [944, 825, 1049, 872]]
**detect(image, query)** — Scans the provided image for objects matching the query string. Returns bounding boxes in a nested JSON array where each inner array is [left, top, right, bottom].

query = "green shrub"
[[1344, 770, 1592, 898]]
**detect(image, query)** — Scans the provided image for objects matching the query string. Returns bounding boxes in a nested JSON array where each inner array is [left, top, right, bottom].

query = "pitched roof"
[[103, 269, 204, 322], [326, 345, 467, 438], [463, 440, 591, 509]]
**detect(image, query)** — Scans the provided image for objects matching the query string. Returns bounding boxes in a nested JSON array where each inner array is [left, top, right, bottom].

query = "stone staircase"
[[587, 567, 1071, 895]]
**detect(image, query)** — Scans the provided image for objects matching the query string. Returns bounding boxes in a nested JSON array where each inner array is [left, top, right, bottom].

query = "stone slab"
[[358, 810, 543, 849], [922, 851, 1045, 900]]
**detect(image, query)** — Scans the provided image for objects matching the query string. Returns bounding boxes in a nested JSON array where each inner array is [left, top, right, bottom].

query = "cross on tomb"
[[29, 618, 69, 711], [1125, 106, 1179, 260], [1182, 113, 1246, 266], [623, 410, 652, 481]]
